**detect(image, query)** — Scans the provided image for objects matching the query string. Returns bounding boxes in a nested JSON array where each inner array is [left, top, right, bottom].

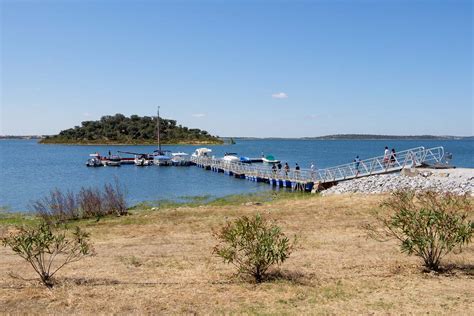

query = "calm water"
[[1, 139, 472, 211]]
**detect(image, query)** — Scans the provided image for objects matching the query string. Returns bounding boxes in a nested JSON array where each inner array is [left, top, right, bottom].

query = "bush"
[[33, 189, 79, 223], [77, 187, 104, 219], [33, 183, 127, 223], [368, 190, 473, 271], [1, 221, 93, 287], [213, 213, 293, 282], [103, 183, 127, 216]]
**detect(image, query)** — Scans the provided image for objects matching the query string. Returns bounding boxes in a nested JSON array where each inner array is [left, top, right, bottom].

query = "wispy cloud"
[[83, 112, 92, 117], [192, 113, 206, 118], [307, 114, 318, 119], [272, 92, 288, 99]]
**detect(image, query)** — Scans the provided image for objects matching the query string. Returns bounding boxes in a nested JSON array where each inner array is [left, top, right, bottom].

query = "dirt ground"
[[1, 194, 473, 314]]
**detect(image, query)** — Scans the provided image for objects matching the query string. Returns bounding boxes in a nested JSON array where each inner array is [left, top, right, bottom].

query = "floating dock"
[[191, 146, 446, 192]]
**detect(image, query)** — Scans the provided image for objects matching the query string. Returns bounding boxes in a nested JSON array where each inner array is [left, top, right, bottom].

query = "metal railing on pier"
[[191, 146, 445, 185]]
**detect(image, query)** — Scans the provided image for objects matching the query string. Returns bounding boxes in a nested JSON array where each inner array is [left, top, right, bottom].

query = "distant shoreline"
[[225, 135, 474, 141], [2, 134, 473, 142]]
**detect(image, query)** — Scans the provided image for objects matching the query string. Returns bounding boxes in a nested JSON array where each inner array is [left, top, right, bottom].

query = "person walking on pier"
[[353, 155, 361, 176], [310, 162, 316, 180], [390, 148, 397, 166], [383, 146, 389, 167], [277, 162, 282, 176], [284, 162, 290, 176]]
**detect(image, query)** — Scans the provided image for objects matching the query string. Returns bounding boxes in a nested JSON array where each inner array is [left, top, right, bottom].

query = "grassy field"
[[0, 193, 473, 314]]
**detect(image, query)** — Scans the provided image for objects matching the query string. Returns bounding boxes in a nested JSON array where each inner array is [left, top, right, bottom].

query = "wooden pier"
[[191, 146, 446, 192]]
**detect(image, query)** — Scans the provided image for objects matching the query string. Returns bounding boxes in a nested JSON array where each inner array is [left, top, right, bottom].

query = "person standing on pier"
[[284, 162, 290, 176], [383, 146, 389, 167], [310, 162, 316, 180], [353, 156, 361, 176], [390, 148, 397, 166], [272, 163, 277, 176], [295, 163, 301, 179]]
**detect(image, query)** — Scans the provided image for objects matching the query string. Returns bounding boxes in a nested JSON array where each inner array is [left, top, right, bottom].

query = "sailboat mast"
[[157, 106, 161, 152]]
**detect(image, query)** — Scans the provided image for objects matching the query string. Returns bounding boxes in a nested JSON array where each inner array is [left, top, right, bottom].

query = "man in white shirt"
[[383, 146, 389, 167]]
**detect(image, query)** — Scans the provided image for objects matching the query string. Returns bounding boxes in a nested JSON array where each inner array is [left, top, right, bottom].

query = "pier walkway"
[[191, 146, 445, 192]]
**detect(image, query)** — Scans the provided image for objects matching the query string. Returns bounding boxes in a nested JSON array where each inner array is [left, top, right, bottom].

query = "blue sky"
[[1, 0, 472, 137]]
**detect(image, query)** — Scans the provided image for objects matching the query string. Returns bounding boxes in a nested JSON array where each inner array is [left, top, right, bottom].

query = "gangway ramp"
[[191, 146, 445, 191]]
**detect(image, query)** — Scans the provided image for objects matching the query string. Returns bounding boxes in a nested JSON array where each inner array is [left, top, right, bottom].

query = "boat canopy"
[[154, 155, 171, 160], [172, 152, 189, 156], [266, 155, 276, 161]]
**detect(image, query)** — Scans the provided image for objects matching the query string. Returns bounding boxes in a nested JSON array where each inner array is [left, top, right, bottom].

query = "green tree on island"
[[40, 113, 223, 145]]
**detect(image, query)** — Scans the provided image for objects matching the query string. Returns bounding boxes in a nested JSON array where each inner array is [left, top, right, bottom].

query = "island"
[[40, 113, 223, 145]]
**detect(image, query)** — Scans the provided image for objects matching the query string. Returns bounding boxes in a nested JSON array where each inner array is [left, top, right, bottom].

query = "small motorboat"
[[106, 155, 122, 166], [222, 152, 240, 163], [154, 154, 172, 166], [191, 148, 213, 158], [86, 154, 103, 167], [117, 151, 153, 166], [262, 155, 280, 164], [134, 154, 153, 166], [171, 152, 191, 166], [240, 156, 252, 163]]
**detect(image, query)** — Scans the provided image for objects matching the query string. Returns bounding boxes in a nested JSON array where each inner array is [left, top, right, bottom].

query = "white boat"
[[171, 152, 191, 166], [134, 154, 153, 166], [262, 155, 280, 164], [192, 148, 212, 158], [222, 152, 240, 163], [154, 155, 172, 166], [152, 106, 172, 166], [86, 154, 103, 167]]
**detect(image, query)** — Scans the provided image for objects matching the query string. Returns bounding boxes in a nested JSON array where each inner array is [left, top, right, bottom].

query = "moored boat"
[[86, 154, 103, 167], [106, 155, 122, 166], [262, 155, 280, 164], [240, 156, 252, 163], [192, 148, 213, 158], [171, 152, 191, 166], [154, 155, 172, 166], [222, 152, 240, 163], [134, 154, 154, 166]]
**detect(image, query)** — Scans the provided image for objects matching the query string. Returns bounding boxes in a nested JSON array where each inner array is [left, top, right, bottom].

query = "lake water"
[[1, 139, 472, 212]]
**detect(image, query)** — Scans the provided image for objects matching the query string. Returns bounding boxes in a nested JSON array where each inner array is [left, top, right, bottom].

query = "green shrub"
[[368, 190, 473, 271], [213, 213, 293, 282], [1, 221, 93, 287]]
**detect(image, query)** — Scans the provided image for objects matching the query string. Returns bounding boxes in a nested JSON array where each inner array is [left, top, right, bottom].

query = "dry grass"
[[1, 194, 473, 314]]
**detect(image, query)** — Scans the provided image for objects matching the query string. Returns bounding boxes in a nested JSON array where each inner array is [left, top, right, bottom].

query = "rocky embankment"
[[320, 168, 474, 196]]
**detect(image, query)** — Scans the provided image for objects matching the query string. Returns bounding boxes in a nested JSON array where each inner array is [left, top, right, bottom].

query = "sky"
[[1, 0, 472, 137]]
